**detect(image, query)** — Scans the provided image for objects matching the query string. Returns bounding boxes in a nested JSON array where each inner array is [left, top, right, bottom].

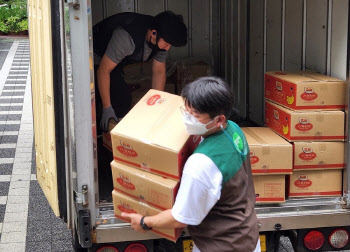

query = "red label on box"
[[294, 179, 312, 188], [117, 204, 136, 214], [265, 101, 291, 138], [147, 94, 161, 105], [117, 146, 137, 157], [265, 74, 296, 108], [299, 152, 317, 161], [117, 177, 135, 190], [295, 123, 313, 131], [250, 156, 259, 164], [273, 89, 285, 101], [301, 92, 318, 101]]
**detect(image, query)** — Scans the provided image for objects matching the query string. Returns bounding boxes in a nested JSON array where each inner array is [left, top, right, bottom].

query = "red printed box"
[[265, 71, 345, 110], [265, 100, 344, 142], [113, 190, 183, 242], [253, 175, 285, 203], [242, 127, 292, 175], [111, 90, 200, 181], [287, 170, 342, 197], [293, 142, 345, 171], [111, 161, 179, 210]]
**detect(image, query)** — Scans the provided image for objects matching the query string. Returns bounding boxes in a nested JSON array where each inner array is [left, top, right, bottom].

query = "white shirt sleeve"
[[171, 153, 223, 225]]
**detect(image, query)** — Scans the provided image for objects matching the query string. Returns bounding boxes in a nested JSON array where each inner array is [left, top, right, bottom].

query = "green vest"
[[193, 120, 249, 184]]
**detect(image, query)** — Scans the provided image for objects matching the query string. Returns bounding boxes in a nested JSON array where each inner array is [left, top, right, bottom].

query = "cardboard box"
[[242, 127, 292, 174], [111, 161, 179, 210], [293, 142, 345, 171], [111, 89, 200, 181], [176, 60, 212, 85], [113, 190, 183, 242], [103, 120, 118, 152], [253, 175, 285, 203], [288, 170, 342, 197], [265, 100, 345, 142], [265, 71, 345, 110]]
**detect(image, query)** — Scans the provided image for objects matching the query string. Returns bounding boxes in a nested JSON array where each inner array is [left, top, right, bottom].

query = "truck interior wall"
[[90, 0, 250, 122], [219, 1, 248, 120], [90, 0, 219, 64], [90, 0, 348, 126], [249, 0, 349, 125]]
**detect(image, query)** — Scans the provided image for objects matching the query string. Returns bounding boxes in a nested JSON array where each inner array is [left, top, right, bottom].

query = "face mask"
[[182, 111, 217, 135]]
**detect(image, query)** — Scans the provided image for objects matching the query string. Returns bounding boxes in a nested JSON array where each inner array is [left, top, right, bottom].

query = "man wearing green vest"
[[122, 76, 260, 252]]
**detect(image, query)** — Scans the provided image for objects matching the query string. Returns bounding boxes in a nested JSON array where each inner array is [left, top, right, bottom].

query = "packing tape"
[[243, 128, 270, 154]]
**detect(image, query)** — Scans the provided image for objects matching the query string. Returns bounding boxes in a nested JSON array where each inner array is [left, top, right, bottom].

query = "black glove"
[[100, 106, 118, 132]]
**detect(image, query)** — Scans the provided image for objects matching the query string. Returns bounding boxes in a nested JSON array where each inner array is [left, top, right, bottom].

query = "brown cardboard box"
[[265, 71, 345, 110], [111, 161, 179, 210], [176, 60, 211, 85], [176, 59, 212, 95], [293, 142, 345, 171], [103, 120, 118, 152], [113, 190, 183, 242], [265, 100, 345, 142], [111, 89, 200, 181], [242, 127, 292, 175], [253, 175, 285, 203], [288, 170, 342, 197]]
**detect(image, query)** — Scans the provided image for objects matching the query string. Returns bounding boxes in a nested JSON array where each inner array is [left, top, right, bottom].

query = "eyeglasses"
[[180, 106, 216, 121], [180, 106, 191, 120]]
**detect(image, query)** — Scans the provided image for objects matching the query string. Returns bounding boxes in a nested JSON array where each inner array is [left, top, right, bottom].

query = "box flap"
[[266, 71, 344, 83], [242, 127, 291, 146], [111, 89, 188, 152], [266, 100, 344, 114], [295, 71, 344, 82]]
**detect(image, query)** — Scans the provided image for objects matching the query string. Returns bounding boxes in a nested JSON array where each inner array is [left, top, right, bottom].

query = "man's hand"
[[100, 106, 118, 132], [121, 212, 146, 233]]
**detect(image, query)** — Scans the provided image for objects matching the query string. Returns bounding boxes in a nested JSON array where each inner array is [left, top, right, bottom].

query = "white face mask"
[[182, 110, 218, 135]]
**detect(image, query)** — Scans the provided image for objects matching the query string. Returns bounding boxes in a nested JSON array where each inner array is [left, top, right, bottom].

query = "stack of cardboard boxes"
[[264, 71, 345, 198], [242, 127, 292, 203], [109, 89, 199, 241]]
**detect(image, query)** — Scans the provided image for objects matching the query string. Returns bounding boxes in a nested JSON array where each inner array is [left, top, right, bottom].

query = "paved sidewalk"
[[0, 39, 74, 252]]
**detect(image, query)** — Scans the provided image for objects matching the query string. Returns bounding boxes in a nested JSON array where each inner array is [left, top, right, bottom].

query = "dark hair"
[[181, 76, 234, 119], [152, 11, 187, 47]]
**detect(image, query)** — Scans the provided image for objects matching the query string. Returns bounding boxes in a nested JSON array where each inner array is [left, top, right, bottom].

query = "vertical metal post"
[[224, 0, 228, 78], [209, 0, 213, 59], [188, 0, 193, 57], [134, 0, 138, 13], [237, 0, 241, 101], [326, 0, 333, 75], [281, 0, 286, 71], [345, 0, 350, 207], [302, 0, 307, 71], [263, 0, 267, 74]]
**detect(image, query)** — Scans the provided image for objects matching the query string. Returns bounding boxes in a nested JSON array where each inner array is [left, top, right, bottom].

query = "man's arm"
[[97, 54, 117, 108], [152, 59, 166, 91], [121, 209, 187, 233]]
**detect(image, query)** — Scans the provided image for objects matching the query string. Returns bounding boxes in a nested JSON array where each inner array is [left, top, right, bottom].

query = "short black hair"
[[153, 11, 187, 47], [181, 76, 234, 119]]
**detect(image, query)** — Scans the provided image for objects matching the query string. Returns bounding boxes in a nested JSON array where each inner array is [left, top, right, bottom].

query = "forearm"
[[144, 209, 187, 229], [97, 67, 112, 108], [152, 71, 166, 91]]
